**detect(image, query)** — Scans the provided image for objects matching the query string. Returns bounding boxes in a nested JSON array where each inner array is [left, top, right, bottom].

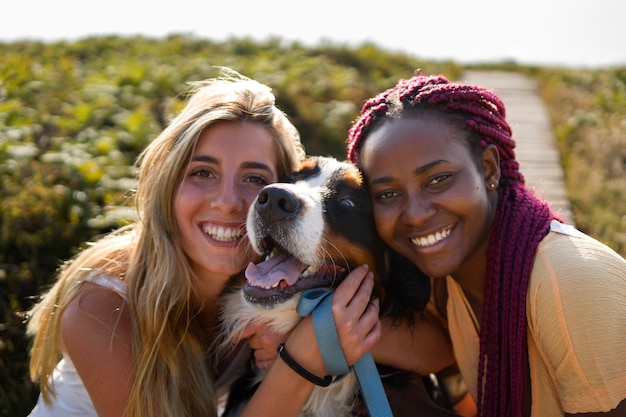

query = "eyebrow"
[[368, 159, 448, 186], [191, 155, 275, 174], [192, 155, 219, 164], [415, 159, 447, 174]]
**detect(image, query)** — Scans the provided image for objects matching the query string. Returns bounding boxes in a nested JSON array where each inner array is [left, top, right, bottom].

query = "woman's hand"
[[283, 264, 381, 376], [235, 322, 288, 371], [331, 264, 381, 366]]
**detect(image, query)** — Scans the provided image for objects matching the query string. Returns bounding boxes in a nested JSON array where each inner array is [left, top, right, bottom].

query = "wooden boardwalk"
[[462, 71, 575, 225]]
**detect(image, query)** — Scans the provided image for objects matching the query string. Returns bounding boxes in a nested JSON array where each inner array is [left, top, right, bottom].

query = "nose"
[[255, 186, 302, 224], [402, 194, 436, 225], [210, 179, 246, 213]]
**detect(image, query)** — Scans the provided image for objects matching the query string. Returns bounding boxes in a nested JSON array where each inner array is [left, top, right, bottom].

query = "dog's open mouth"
[[244, 239, 349, 306]]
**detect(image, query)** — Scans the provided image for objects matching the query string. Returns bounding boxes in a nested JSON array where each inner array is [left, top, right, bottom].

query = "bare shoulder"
[[61, 282, 131, 350], [60, 283, 134, 416]]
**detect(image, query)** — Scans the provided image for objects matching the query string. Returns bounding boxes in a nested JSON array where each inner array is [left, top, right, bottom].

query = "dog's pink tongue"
[[245, 251, 307, 288]]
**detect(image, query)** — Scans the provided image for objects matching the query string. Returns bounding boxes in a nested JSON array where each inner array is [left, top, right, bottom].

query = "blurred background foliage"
[[532, 67, 626, 257], [0, 35, 624, 415]]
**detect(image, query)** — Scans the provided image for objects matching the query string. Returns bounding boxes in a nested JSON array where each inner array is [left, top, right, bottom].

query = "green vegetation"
[[531, 67, 626, 256], [1, 35, 624, 414]]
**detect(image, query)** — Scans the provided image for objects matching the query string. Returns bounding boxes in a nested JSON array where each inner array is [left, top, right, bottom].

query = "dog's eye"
[[339, 198, 356, 207]]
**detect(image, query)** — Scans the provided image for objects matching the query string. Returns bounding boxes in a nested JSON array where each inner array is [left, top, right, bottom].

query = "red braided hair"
[[347, 73, 560, 416]]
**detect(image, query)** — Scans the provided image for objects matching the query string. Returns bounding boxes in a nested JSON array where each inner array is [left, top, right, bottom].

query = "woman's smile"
[[201, 222, 246, 243], [410, 224, 454, 248]]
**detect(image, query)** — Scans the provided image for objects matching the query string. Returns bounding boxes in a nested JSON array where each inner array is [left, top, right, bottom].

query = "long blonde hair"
[[27, 68, 305, 416]]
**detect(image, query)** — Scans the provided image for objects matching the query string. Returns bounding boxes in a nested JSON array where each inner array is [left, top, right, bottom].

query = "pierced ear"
[[481, 144, 501, 188]]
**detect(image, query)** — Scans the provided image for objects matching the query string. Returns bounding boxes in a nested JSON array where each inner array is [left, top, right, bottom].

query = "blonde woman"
[[27, 69, 382, 417]]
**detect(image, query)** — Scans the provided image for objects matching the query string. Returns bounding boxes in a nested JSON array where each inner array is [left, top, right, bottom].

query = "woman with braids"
[[26, 69, 382, 417], [346, 73, 626, 416]]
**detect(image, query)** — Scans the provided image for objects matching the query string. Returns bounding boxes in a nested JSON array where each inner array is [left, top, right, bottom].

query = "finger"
[[335, 270, 374, 322], [252, 342, 280, 362], [356, 298, 380, 335], [332, 264, 371, 308], [254, 350, 278, 363], [349, 270, 375, 311], [233, 322, 263, 344], [363, 316, 383, 348], [340, 303, 382, 366], [256, 359, 274, 371], [248, 328, 288, 351]]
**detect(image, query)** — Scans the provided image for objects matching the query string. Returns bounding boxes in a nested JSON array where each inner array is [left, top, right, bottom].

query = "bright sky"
[[3, 0, 625, 68]]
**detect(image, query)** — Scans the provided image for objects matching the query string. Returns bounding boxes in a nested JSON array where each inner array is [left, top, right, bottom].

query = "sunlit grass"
[[534, 67, 626, 257]]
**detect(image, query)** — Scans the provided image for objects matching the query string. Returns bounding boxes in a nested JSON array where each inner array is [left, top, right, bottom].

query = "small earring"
[[489, 183, 496, 190]]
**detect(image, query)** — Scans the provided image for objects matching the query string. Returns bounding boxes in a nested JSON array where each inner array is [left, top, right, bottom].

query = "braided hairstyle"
[[347, 73, 560, 416]]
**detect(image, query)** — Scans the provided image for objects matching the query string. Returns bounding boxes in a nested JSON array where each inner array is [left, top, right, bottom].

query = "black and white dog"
[[217, 156, 446, 417]]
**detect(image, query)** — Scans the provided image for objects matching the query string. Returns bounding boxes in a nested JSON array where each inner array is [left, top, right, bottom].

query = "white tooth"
[[411, 227, 453, 247], [203, 225, 242, 242]]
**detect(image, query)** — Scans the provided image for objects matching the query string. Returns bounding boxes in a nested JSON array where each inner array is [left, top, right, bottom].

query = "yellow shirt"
[[439, 221, 626, 415]]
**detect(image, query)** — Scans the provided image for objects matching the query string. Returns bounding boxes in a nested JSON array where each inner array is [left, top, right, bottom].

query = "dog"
[[217, 156, 454, 417]]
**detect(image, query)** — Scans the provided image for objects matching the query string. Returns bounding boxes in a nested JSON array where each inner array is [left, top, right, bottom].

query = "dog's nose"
[[255, 186, 302, 224]]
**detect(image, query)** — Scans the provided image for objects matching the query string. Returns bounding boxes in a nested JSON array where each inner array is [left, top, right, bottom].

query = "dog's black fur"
[[217, 156, 458, 417]]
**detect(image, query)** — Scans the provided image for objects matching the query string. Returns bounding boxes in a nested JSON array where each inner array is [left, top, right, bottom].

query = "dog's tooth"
[[300, 266, 315, 277]]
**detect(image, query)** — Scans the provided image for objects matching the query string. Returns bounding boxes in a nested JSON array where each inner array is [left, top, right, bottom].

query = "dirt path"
[[462, 70, 574, 225]]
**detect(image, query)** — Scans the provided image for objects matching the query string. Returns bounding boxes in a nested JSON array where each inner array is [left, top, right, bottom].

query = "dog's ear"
[[381, 250, 431, 321]]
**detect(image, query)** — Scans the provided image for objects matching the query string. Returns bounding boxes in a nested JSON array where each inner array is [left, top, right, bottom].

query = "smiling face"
[[359, 116, 500, 283], [174, 121, 279, 284]]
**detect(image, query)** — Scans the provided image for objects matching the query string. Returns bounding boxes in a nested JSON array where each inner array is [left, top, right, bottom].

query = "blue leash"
[[296, 288, 394, 417]]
